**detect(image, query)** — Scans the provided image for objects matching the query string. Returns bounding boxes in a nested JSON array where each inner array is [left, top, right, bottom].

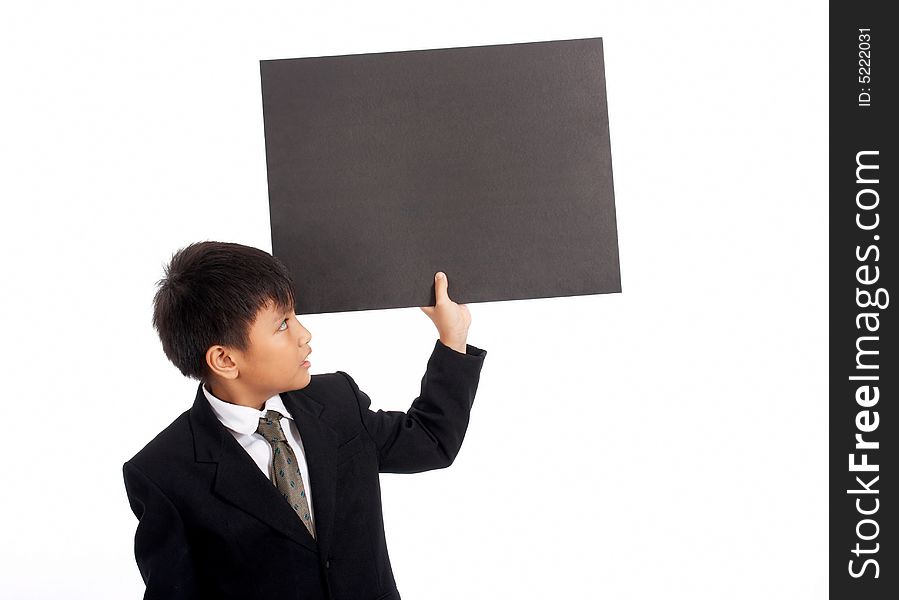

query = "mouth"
[[301, 352, 311, 369]]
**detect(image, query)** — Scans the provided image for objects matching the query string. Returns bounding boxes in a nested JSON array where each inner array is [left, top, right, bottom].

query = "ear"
[[206, 345, 239, 380]]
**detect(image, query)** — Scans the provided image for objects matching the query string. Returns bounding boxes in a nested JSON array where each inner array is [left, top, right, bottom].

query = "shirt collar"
[[202, 382, 295, 436]]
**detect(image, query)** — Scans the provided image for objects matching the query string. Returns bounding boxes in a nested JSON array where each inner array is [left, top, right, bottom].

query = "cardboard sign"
[[260, 37, 620, 314]]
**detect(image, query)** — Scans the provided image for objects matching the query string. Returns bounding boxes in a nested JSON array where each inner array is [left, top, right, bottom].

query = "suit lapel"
[[188, 382, 338, 557], [282, 388, 338, 560]]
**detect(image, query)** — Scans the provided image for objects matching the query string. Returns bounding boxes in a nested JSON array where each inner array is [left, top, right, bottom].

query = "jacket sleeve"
[[122, 460, 201, 599], [338, 338, 487, 473]]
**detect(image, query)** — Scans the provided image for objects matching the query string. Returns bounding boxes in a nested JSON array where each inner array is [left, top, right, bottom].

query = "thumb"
[[434, 271, 449, 304]]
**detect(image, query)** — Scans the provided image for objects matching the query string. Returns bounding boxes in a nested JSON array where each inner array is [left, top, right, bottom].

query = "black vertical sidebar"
[[830, 2, 896, 598]]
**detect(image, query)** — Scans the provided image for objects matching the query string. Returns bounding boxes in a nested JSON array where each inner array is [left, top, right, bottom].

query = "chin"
[[294, 371, 312, 389]]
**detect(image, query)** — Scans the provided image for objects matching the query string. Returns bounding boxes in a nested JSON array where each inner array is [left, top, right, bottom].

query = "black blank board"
[[260, 37, 620, 315]]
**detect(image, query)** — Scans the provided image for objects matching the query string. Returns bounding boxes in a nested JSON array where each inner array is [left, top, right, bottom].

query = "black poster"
[[260, 37, 620, 314]]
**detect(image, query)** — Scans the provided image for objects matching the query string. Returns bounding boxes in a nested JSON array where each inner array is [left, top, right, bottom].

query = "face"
[[206, 299, 313, 401]]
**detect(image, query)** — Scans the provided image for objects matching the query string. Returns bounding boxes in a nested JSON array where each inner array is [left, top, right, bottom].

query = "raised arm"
[[338, 337, 487, 473]]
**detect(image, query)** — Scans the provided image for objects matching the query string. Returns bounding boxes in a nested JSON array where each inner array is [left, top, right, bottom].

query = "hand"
[[419, 272, 471, 353]]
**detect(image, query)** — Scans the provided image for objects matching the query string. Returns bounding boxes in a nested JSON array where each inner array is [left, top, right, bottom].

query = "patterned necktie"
[[255, 409, 315, 539]]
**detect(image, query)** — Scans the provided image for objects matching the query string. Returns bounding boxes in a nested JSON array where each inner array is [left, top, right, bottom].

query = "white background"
[[0, 1, 827, 598]]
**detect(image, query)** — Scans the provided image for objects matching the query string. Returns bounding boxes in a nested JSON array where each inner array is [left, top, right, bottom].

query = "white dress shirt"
[[202, 383, 314, 523]]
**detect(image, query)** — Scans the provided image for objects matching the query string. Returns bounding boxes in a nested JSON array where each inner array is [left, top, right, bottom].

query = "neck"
[[205, 379, 269, 411]]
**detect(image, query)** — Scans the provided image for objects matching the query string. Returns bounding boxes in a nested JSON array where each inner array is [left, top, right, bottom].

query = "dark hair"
[[152, 241, 296, 382]]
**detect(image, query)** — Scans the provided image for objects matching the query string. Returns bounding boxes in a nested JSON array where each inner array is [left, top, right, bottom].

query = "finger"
[[434, 271, 449, 304]]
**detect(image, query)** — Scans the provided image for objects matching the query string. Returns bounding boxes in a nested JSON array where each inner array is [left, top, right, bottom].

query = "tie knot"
[[256, 410, 287, 442]]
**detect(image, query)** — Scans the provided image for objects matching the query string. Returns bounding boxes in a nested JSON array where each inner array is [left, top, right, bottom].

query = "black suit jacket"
[[123, 339, 487, 600]]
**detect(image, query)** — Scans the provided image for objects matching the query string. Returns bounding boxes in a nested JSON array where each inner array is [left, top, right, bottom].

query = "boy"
[[122, 241, 487, 599]]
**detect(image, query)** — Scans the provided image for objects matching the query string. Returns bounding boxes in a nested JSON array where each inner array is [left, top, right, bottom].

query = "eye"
[[278, 319, 288, 331]]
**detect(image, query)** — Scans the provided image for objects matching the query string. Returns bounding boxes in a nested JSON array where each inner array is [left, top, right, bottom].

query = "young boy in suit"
[[123, 241, 487, 600]]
